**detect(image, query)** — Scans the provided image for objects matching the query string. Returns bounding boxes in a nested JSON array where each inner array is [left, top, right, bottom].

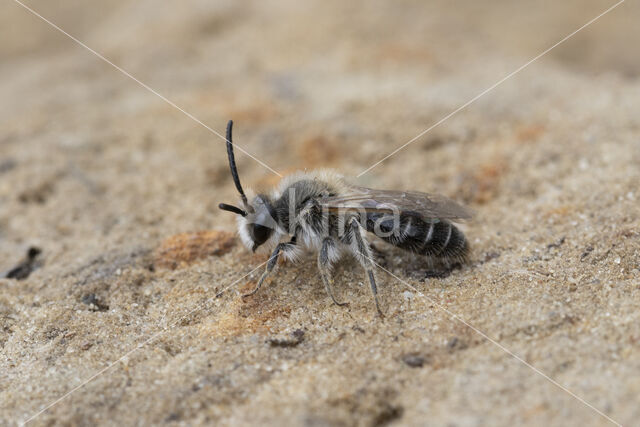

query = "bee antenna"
[[218, 203, 247, 217], [225, 120, 250, 209]]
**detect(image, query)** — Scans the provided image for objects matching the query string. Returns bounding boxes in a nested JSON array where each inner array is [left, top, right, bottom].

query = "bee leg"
[[350, 219, 384, 317], [243, 238, 295, 298], [318, 237, 348, 307]]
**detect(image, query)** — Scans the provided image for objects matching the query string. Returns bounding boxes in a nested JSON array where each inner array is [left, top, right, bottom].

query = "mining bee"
[[218, 120, 471, 315]]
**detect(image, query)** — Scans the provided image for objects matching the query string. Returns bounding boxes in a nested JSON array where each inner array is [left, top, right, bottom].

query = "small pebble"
[[402, 353, 427, 368]]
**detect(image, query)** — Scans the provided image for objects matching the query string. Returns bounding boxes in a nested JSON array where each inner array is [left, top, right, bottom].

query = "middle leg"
[[349, 218, 384, 316], [318, 237, 348, 306]]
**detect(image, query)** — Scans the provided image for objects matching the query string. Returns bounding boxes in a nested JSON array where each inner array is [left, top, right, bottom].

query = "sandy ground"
[[1, 1, 639, 426]]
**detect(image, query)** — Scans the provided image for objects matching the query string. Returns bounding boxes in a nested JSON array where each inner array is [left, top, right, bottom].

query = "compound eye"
[[250, 223, 272, 248]]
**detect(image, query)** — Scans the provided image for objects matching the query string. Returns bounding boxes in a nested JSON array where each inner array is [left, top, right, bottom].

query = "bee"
[[218, 120, 471, 315]]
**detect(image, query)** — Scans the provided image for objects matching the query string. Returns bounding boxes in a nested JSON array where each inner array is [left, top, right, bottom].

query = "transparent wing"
[[319, 185, 472, 221]]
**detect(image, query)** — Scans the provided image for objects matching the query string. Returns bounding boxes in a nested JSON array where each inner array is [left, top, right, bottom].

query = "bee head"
[[218, 120, 278, 252], [237, 194, 278, 251]]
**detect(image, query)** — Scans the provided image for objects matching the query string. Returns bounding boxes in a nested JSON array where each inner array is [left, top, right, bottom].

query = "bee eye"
[[250, 223, 272, 248]]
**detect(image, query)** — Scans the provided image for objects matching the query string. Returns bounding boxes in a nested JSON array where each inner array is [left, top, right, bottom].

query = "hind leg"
[[349, 219, 383, 317], [318, 237, 348, 306]]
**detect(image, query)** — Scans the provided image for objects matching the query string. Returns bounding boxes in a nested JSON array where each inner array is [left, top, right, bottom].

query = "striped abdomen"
[[365, 212, 468, 260]]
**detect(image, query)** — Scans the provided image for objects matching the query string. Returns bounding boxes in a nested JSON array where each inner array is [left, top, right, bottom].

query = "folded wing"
[[318, 185, 472, 222]]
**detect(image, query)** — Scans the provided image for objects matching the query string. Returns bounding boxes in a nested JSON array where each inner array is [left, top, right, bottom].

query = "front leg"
[[318, 237, 348, 307], [243, 237, 296, 298], [349, 218, 384, 316]]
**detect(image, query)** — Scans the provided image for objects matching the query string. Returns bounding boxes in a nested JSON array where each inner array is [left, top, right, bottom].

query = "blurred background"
[[1, 1, 639, 425]]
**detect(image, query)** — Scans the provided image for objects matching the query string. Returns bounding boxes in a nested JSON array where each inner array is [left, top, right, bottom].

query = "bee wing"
[[318, 185, 473, 221]]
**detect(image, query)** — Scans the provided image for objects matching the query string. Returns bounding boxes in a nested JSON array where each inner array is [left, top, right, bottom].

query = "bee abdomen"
[[422, 220, 468, 259], [366, 213, 468, 260]]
